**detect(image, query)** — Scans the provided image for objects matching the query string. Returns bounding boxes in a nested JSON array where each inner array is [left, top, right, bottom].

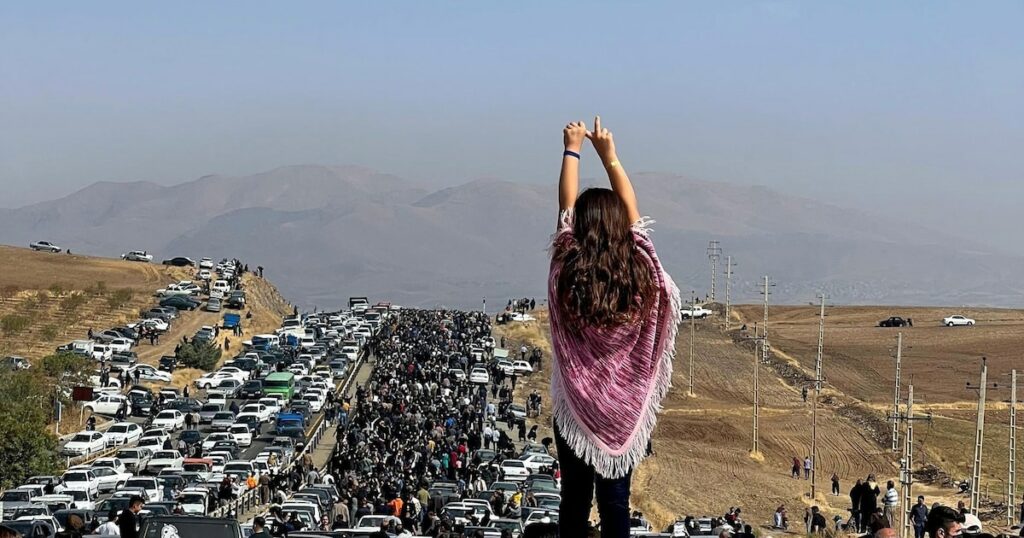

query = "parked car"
[[30, 240, 62, 252], [198, 258, 215, 269], [151, 410, 185, 431], [128, 364, 172, 383], [469, 367, 490, 384], [879, 316, 910, 328], [206, 297, 222, 312], [162, 257, 196, 267], [944, 315, 975, 327], [61, 431, 107, 457], [124, 250, 153, 262], [159, 295, 200, 311], [104, 422, 143, 447], [681, 305, 714, 319]]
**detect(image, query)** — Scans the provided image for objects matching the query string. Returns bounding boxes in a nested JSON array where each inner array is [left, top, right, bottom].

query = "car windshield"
[[214, 413, 233, 420], [66, 490, 89, 501], [1, 491, 29, 501], [125, 479, 153, 488], [64, 472, 90, 481], [71, 434, 92, 442], [157, 412, 175, 419], [110, 425, 130, 433]]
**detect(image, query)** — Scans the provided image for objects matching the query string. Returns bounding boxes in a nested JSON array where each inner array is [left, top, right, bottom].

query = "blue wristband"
[[563, 150, 581, 160]]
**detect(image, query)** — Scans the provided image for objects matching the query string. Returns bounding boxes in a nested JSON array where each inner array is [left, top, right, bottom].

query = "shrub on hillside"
[[0, 285, 18, 303], [176, 340, 222, 371], [60, 292, 88, 313], [48, 282, 66, 296], [40, 325, 59, 341], [107, 288, 134, 309], [90, 281, 108, 296], [1, 314, 30, 335], [39, 352, 92, 394]]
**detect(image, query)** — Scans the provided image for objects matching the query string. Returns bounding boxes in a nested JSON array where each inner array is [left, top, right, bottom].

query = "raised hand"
[[563, 121, 587, 153], [585, 115, 617, 165]]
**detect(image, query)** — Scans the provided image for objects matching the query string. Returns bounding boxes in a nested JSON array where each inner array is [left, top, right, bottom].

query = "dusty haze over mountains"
[[1, 165, 1022, 309]]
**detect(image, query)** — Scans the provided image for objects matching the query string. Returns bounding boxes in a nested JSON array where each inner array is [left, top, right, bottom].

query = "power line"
[[810, 294, 826, 500], [747, 323, 766, 456], [1010, 369, 1018, 526], [966, 357, 999, 514], [891, 333, 904, 453], [759, 276, 775, 368]]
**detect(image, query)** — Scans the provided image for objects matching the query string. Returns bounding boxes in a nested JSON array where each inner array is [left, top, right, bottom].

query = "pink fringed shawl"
[[548, 210, 681, 478]]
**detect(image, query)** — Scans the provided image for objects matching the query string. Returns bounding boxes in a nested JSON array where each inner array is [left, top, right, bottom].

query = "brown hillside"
[[497, 307, 990, 532]]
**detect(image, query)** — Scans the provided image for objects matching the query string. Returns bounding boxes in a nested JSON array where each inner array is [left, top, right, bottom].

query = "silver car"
[[210, 412, 236, 432], [205, 298, 222, 312]]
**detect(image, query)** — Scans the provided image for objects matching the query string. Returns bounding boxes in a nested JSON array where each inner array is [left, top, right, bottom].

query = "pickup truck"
[[123, 250, 153, 262], [30, 240, 62, 252], [681, 305, 714, 319], [222, 313, 241, 329], [274, 413, 306, 439]]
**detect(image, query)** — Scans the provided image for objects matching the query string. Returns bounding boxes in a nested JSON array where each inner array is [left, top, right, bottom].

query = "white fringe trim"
[[551, 236, 683, 479]]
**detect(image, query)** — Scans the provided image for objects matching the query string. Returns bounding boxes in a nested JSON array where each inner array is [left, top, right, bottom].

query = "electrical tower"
[[891, 333, 904, 452], [724, 256, 735, 331], [707, 241, 722, 302], [688, 291, 697, 397], [967, 358, 997, 515], [748, 323, 766, 456], [810, 294, 826, 500], [759, 276, 775, 366], [1010, 369, 1018, 526], [892, 383, 933, 536]]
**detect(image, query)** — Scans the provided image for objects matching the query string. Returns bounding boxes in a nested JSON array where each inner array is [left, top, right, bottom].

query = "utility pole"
[[968, 358, 993, 515], [889, 383, 932, 538], [1010, 369, 1018, 526], [760, 276, 774, 367], [749, 323, 765, 456], [724, 256, 735, 331], [892, 333, 904, 452], [810, 294, 826, 500], [707, 241, 722, 302], [688, 291, 696, 397]]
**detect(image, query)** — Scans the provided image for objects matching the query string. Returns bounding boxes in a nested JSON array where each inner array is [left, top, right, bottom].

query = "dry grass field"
[[498, 305, 1019, 532]]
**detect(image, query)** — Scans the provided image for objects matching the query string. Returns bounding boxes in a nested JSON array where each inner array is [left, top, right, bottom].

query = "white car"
[[300, 393, 325, 413], [469, 367, 490, 384], [681, 305, 714, 319], [124, 250, 153, 262], [128, 364, 172, 383], [241, 403, 272, 423], [87, 465, 131, 493], [944, 315, 976, 327], [152, 410, 185, 431], [83, 394, 130, 416], [199, 258, 215, 269], [156, 283, 194, 298], [36, 491, 95, 512], [104, 422, 143, 447], [197, 269, 212, 281], [178, 489, 209, 516], [448, 368, 467, 381], [355, 515, 402, 532], [146, 450, 184, 474], [61, 431, 107, 457], [202, 432, 234, 452], [218, 366, 251, 381], [130, 318, 170, 332], [60, 469, 101, 497], [520, 453, 557, 473], [122, 477, 160, 502], [229, 424, 253, 447], [115, 447, 153, 473], [211, 280, 230, 297], [195, 371, 244, 389], [108, 338, 134, 354], [499, 459, 530, 481], [258, 398, 282, 417], [30, 241, 62, 252]]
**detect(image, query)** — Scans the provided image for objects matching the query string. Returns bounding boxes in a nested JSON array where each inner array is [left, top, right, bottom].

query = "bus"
[[263, 372, 295, 400]]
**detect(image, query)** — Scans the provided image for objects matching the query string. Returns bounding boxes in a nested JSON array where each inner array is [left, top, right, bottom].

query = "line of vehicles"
[[1, 292, 388, 538], [877, 314, 976, 327]]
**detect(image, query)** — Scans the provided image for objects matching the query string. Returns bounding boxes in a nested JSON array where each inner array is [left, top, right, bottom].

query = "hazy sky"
[[2, 2, 1022, 250]]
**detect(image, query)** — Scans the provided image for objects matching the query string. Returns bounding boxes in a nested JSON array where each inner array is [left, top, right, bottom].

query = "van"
[[210, 280, 230, 298]]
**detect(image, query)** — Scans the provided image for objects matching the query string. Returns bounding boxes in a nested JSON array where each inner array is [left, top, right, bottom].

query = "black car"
[[140, 516, 241, 538], [163, 397, 202, 413], [235, 413, 263, 435], [159, 296, 200, 311], [158, 355, 178, 372], [879, 316, 909, 328], [161, 257, 196, 267], [128, 391, 155, 416], [3, 519, 56, 538], [179, 429, 202, 447], [289, 401, 312, 420], [239, 379, 264, 399], [226, 290, 246, 309]]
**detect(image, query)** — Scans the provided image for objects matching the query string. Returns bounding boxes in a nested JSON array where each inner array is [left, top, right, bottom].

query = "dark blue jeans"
[[556, 427, 632, 537]]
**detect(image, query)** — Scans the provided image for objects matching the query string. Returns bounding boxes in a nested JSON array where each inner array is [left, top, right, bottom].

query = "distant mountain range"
[[2, 164, 1022, 308]]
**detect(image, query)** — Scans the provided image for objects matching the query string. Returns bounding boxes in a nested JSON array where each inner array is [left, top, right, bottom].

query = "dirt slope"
[[496, 307, 996, 532]]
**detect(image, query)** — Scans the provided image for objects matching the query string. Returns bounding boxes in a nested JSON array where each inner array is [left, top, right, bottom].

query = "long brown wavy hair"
[[554, 188, 656, 330]]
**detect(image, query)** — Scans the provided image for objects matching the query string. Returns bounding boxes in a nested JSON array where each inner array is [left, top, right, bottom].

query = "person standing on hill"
[[883, 480, 900, 525], [850, 479, 864, 532], [859, 475, 881, 532], [831, 473, 841, 496], [792, 457, 802, 478], [548, 117, 680, 538]]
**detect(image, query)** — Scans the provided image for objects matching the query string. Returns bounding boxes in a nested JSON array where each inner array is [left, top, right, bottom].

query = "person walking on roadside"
[[910, 496, 929, 538], [831, 473, 840, 496], [548, 117, 680, 538]]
